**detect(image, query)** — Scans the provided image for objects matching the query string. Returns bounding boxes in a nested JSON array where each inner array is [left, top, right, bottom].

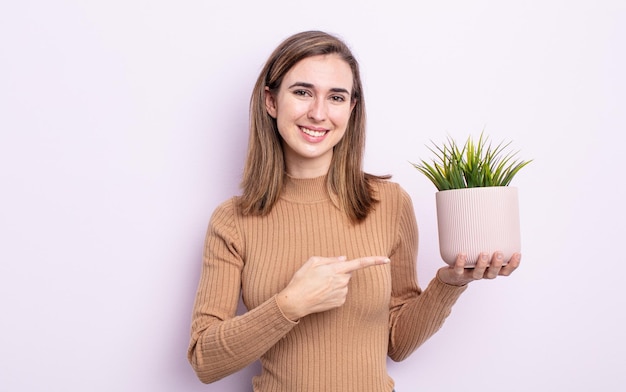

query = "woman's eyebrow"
[[288, 82, 314, 89], [288, 82, 350, 95]]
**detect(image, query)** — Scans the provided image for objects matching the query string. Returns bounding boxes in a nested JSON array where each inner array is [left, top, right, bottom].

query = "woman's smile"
[[299, 125, 329, 139]]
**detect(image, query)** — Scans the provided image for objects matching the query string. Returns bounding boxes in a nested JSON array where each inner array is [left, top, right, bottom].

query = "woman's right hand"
[[276, 255, 390, 321]]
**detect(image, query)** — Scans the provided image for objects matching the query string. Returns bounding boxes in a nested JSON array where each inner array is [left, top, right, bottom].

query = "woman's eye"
[[293, 90, 310, 97], [331, 95, 346, 102]]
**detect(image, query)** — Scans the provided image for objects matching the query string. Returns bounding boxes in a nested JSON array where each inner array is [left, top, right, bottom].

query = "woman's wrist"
[[436, 267, 469, 287], [275, 290, 302, 322]]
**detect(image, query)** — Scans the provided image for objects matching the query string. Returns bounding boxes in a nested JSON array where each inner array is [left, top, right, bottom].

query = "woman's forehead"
[[283, 54, 354, 92]]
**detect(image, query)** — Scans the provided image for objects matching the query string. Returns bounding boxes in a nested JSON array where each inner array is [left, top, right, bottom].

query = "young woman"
[[187, 30, 520, 392]]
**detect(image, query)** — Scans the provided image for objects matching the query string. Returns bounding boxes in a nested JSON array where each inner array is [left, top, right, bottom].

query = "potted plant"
[[411, 132, 531, 267]]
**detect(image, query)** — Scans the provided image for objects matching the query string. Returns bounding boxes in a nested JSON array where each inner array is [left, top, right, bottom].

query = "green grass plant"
[[411, 132, 531, 191]]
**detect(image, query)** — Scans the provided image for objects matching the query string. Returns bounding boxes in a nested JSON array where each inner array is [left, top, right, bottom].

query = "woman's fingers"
[[473, 253, 490, 279], [439, 251, 521, 286], [334, 256, 390, 274], [499, 253, 521, 276]]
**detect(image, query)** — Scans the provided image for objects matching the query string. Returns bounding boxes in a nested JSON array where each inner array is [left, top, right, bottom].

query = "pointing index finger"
[[336, 256, 390, 274]]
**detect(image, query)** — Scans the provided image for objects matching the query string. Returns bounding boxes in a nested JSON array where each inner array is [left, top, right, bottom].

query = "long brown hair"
[[238, 30, 389, 222]]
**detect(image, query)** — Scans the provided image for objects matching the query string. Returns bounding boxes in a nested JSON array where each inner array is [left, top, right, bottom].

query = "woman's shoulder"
[[369, 176, 415, 215], [209, 196, 243, 223], [370, 176, 410, 199]]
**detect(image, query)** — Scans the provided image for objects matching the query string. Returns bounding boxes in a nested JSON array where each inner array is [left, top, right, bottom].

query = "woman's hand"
[[437, 252, 521, 287], [276, 255, 390, 321]]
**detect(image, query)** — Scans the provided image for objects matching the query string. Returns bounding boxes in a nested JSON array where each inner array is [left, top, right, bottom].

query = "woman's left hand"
[[437, 252, 521, 287]]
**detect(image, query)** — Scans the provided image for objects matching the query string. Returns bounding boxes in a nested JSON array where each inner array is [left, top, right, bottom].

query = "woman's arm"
[[187, 200, 297, 383], [387, 189, 467, 361], [387, 189, 521, 361]]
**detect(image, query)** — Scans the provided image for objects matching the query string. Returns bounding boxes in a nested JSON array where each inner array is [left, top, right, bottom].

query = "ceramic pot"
[[436, 186, 521, 267]]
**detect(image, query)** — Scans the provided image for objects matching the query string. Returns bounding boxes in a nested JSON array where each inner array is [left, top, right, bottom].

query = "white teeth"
[[300, 127, 326, 137]]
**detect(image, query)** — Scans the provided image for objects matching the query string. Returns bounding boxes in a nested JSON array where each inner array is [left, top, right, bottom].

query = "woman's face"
[[265, 54, 355, 178]]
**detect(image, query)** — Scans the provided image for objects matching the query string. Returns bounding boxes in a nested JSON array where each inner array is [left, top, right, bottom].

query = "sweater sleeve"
[[387, 188, 467, 361], [187, 199, 298, 383]]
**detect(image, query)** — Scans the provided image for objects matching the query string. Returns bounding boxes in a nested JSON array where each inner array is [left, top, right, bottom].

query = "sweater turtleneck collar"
[[281, 174, 331, 203]]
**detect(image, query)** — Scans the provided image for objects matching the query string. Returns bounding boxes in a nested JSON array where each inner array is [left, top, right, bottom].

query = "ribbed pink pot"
[[436, 186, 521, 267]]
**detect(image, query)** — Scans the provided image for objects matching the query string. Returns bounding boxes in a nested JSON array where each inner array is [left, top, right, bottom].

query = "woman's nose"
[[307, 98, 326, 121]]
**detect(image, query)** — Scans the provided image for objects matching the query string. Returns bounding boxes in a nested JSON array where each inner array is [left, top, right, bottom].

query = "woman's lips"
[[299, 126, 328, 138]]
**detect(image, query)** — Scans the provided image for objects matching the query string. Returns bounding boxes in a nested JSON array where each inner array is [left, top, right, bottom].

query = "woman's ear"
[[264, 86, 277, 118]]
